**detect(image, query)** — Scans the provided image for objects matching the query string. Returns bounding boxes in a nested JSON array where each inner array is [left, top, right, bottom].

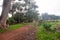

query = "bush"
[[43, 23, 51, 31], [7, 18, 17, 25]]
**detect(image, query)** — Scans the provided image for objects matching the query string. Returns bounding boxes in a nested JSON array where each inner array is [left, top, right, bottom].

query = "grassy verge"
[[9, 23, 24, 30], [36, 22, 60, 40], [0, 23, 28, 33], [36, 26, 60, 40]]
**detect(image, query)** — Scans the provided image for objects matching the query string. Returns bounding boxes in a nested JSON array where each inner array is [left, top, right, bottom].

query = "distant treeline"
[[39, 13, 60, 20]]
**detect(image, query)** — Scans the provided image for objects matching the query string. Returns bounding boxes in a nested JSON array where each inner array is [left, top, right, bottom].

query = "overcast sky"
[[35, 0, 60, 16], [0, 0, 60, 16], [0, 0, 3, 15]]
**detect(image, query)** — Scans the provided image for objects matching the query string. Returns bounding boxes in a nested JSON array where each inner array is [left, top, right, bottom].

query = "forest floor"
[[0, 25, 37, 40]]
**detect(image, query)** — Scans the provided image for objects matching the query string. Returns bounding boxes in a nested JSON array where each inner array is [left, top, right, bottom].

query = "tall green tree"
[[10, 0, 25, 17], [7, 0, 39, 24], [24, 0, 39, 21]]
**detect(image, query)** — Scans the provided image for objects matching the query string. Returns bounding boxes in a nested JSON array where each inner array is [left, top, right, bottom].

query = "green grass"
[[37, 21, 60, 40], [9, 23, 24, 30], [0, 23, 27, 33]]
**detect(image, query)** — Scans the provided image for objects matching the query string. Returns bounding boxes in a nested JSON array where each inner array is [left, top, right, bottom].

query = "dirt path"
[[0, 25, 37, 40]]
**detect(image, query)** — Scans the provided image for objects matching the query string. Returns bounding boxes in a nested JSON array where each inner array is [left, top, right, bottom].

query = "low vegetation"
[[0, 23, 26, 33], [37, 21, 60, 40]]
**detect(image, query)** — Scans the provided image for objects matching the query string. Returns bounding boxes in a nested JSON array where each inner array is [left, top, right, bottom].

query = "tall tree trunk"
[[0, 0, 11, 29]]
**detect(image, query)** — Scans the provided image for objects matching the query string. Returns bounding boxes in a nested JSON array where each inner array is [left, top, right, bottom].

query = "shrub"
[[43, 23, 51, 31], [7, 18, 17, 25]]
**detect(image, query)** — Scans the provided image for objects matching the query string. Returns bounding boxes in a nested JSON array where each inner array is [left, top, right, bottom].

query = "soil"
[[0, 25, 37, 40]]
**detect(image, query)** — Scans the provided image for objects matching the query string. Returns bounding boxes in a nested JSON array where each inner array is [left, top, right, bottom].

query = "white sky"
[[35, 0, 60, 16], [0, 0, 3, 15], [0, 0, 60, 16]]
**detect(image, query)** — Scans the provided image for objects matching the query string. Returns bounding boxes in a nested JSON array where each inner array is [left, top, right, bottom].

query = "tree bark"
[[0, 0, 11, 29]]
